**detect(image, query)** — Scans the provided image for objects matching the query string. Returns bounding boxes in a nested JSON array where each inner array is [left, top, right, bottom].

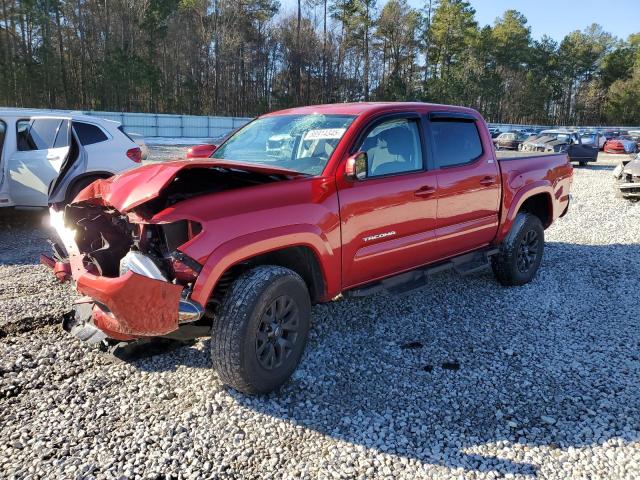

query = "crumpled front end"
[[44, 159, 296, 343], [613, 155, 640, 200], [49, 201, 205, 343]]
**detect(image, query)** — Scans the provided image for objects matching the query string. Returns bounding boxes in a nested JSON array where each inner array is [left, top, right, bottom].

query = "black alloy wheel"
[[516, 229, 540, 273], [255, 295, 300, 370]]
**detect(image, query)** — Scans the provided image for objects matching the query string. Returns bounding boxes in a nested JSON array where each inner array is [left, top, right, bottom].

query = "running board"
[[345, 248, 499, 297]]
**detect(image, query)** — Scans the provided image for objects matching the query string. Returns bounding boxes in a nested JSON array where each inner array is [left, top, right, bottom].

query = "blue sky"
[[281, 0, 640, 42]]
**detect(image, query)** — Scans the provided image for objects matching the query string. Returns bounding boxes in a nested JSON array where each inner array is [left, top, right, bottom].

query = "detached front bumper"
[[48, 209, 204, 342], [76, 270, 184, 339]]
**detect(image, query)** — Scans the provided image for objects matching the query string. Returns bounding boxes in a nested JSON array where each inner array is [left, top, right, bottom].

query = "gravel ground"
[[0, 151, 639, 479]]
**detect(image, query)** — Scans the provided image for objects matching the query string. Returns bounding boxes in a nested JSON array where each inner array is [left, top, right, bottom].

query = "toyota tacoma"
[[45, 103, 573, 394]]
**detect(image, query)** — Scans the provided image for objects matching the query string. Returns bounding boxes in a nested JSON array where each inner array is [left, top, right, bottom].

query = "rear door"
[[8, 116, 70, 206], [427, 112, 501, 258], [48, 125, 89, 205]]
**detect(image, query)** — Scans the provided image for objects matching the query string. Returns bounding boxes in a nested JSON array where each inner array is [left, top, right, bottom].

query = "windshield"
[[212, 114, 356, 175]]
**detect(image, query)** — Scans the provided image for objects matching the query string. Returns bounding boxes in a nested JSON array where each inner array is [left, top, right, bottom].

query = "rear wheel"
[[211, 266, 311, 394], [492, 213, 544, 286], [579, 160, 587, 167], [65, 175, 107, 204]]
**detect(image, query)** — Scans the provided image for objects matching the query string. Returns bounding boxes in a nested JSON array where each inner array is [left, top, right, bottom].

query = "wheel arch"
[[65, 171, 114, 201], [518, 192, 553, 228], [190, 226, 339, 307], [497, 183, 554, 243]]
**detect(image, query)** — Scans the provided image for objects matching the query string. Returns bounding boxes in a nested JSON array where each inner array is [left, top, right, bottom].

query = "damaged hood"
[[624, 156, 640, 176], [523, 136, 568, 149], [72, 159, 305, 213]]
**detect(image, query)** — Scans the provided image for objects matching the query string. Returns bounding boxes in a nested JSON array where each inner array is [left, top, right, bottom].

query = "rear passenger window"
[[431, 120, 483, 168], [18, 118, 63, 151], [73, 122, 108, 146]]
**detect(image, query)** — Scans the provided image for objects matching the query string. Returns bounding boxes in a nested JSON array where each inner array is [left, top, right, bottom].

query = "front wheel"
[[211, 266, 311, 394], [492, 213, 545, 286]]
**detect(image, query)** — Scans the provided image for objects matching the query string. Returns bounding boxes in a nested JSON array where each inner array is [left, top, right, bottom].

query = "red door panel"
[[435, 160, 501, 255], [337, 171, 439, 288]]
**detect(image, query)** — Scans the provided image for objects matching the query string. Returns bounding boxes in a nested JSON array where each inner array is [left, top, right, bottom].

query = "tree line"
[[1, 0, 639, 125]]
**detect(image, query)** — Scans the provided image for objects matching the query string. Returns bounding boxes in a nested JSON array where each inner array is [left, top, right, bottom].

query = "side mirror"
[[345, 151, 368, 180], [187, 143, 218, 159]]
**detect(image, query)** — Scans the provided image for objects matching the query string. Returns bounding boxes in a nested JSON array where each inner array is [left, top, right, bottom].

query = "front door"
[[337, 115, 439, 288], [427, 112, 502, 258], [8, 117, 70, 206]]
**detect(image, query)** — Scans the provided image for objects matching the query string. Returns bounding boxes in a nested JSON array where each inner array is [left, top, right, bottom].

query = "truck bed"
[[496, 150, 566, 161]]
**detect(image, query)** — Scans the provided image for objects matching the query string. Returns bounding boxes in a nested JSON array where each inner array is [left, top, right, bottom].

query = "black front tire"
[[211, 266, 311, 394], [492, 213, 545, 286]]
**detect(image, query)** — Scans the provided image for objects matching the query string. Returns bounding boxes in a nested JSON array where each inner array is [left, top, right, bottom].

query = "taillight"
[[127, 147, 142, 163]]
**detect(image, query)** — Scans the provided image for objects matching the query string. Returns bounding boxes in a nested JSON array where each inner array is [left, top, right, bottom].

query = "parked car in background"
[[128, 132, 149, 160], [519, 128, 539, 137], [45, 102, 573, 394], [603, 130, 628, 141], [613, 153, 640, 200], [626, 131, 640, 150], [493, 131, 528, 150], [604, 136, 638, 154], [0, 109, 145, 207], [580, 131, 606, 150], [520, 129, 598, 166], [488, 127, 501, 138]]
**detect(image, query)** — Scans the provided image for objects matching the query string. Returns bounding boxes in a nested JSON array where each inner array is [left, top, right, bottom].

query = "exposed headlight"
[[119, 250, 167, 281]]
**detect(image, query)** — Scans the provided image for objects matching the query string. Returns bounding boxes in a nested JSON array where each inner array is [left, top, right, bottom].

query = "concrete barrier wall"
[[84, 111, 252, 138]]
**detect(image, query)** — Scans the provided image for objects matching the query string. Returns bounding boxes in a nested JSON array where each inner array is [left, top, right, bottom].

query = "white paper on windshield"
[[304, 128, 346, 140]]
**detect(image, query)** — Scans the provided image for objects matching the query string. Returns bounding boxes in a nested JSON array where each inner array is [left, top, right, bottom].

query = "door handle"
[[414, 186, 437, 197], [479, 176, 495, 186], [47, 155, 60, 161]]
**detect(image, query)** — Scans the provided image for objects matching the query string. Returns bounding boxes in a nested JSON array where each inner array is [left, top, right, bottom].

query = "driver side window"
[[358, 118, 423, 178]]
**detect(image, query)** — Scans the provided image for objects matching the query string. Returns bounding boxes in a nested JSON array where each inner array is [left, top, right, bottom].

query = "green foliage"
[[0, 0, 638, 124]]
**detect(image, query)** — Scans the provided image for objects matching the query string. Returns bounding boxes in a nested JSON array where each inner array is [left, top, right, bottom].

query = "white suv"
[[0, 109, 146, 207]]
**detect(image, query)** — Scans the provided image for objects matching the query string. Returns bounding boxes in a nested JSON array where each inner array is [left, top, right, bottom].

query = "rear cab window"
[[428, 115, 483, 168]]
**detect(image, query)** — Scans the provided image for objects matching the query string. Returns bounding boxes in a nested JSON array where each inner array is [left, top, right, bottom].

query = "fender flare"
[[497, 181, 554, 243], [190, 224, 340, 306]]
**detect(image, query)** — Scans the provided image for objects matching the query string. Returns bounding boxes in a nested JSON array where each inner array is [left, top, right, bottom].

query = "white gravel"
[[0, 152, 639, 479]]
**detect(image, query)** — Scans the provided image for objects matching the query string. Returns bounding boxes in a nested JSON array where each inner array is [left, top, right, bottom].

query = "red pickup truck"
[[47, 102, 572, 394]]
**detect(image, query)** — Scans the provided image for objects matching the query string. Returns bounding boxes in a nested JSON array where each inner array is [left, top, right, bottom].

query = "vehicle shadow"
[[581, 163, 616, 171], [131, 241, 640, 476], [0, 208, 52, 266]]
